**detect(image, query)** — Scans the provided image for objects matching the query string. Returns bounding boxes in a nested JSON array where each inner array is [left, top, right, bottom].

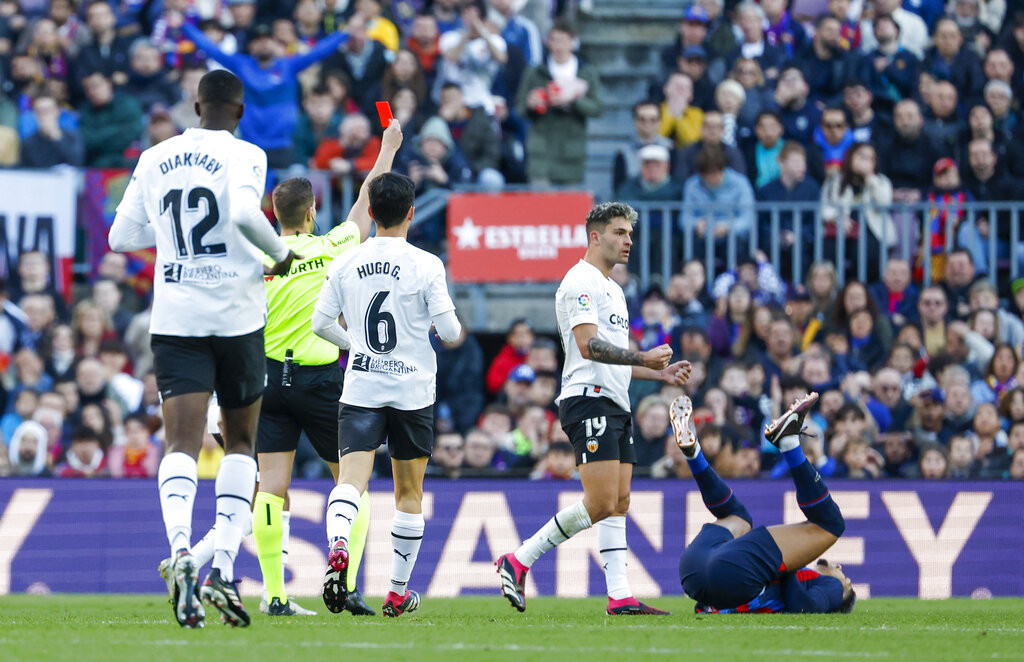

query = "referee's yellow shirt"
[[263, 221, 360, 365]]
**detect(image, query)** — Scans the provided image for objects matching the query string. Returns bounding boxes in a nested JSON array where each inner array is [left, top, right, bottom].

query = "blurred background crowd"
[[0, 0, 1022, 481]]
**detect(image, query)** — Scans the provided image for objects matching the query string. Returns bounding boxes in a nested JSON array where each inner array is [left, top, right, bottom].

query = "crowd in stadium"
[[0, 0, 1022, 481]]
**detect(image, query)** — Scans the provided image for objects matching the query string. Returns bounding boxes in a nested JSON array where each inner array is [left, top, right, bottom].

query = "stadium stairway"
[[452, 2, 687, 333], [577, 0, 687, 200]]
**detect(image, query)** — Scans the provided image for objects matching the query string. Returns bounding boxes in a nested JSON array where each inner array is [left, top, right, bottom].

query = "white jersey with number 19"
[[114, 128, 278, 337], [315, 236, 456, 410], [555, 259, 632, 413]]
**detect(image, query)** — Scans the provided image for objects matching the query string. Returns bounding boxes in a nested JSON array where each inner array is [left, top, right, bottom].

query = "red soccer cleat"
[[607, 596, 672, 615]]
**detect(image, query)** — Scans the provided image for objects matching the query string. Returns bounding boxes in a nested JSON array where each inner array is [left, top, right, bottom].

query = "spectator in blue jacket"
[[682, 144, 756, 259], [182, 20, 348, 167]]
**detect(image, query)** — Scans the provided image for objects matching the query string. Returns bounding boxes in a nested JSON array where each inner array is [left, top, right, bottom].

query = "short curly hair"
[[585, 202, 637, 235]]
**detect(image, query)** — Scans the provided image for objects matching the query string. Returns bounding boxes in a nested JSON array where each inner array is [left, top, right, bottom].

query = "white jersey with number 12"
[[115, 128, 269, 337]]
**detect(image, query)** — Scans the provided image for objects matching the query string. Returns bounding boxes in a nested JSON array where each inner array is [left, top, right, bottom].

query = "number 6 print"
[[365, 290, 398, 354]]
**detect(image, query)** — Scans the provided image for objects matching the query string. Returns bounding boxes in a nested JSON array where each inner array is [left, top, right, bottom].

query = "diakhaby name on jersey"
[[158, 152, 224, 176]]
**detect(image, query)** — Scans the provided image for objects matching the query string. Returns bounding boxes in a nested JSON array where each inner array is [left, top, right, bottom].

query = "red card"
[[375, 101, 393, 127]]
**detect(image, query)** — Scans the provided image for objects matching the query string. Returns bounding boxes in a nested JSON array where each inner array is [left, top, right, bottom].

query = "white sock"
[[597, 516, 631, 600], [779, 434, 800, 453], [281, 510, 291, 570], [514, 501, 593, 568], [158, 453, 198, 554], [212, 453, 257, 582], [191, 527, 216, 568], [390, 510, 424, 594], [326, 483, 361, 546]]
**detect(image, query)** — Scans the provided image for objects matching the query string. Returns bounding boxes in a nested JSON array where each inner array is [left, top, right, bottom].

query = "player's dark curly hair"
[[585, 202, 637, 235], [197, 69, 244, 106]]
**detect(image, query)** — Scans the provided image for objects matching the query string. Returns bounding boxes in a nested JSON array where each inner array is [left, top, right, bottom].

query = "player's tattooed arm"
[[585, 337, 644, 366]]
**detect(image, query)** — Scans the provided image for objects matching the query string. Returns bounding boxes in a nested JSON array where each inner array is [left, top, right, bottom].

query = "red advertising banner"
[[447, 192, 595, 283]]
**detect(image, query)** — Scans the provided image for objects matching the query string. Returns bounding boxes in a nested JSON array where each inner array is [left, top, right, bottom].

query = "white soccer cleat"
[[260, 595, 317, 615], [669, 395, 697, 454], [158, 557, 175, 605]]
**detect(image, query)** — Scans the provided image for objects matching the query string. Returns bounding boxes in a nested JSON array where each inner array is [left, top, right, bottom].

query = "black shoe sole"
[[322, 567, 349, 614], [201, 585, 250, 627]]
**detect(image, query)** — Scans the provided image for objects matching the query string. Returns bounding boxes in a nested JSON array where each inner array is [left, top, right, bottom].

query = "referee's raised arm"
[[337, 119, 405, 243]]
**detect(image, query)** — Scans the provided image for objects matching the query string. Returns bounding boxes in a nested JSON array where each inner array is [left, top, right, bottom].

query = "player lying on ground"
[[496, 202, 691, 616], [671, 392, 856, 613], [312, 164, 461, 617]]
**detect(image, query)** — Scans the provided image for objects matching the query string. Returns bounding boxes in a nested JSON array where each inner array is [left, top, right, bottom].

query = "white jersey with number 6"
[[555, 259, 632, 413], [315, 236, 456, 410], [114, 128, 275, 337]]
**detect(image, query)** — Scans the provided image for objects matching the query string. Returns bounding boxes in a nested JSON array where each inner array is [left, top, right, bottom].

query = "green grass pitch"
[[1, 595, 1020, 662]]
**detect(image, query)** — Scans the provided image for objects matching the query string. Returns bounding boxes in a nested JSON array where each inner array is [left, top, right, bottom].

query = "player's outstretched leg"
[[669, 395, 752, 528], [345, 490, 376, 616], [764, 393, 846, 570], [497, 497, 593, 612]]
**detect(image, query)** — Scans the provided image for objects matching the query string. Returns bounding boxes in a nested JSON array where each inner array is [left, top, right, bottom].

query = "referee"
[[252, 120, 405, 617]]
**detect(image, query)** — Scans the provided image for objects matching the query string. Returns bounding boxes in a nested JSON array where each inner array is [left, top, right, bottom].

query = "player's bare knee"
[[614, 493, 630, 516], [395, 491, 423, 514], [583, 496, 616, 523]]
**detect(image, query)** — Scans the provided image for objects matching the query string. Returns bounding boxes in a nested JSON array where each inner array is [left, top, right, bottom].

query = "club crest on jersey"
[[586, 438, 599, 453], [577, 293, 592, 310]]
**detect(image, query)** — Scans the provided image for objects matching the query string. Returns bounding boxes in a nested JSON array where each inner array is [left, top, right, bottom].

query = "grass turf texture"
[[0, 595, 1020, 662]]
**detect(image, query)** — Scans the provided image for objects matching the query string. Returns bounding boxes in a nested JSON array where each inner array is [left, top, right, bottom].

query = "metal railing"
[[627, 200, 1024, 292]]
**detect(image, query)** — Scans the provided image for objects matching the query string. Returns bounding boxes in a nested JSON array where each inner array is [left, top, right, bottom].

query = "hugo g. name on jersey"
[[555, 259, 632, 413], [115, 128, 271, 337], [314, 236, 456, 410]]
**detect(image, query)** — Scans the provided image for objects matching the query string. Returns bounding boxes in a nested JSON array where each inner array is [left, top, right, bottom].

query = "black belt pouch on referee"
[[257, 355, 343, 463]]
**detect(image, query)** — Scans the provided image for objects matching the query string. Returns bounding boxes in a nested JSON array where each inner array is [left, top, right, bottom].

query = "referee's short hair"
[[197, 69, 244, 107], [585, 201, 637, 235], [368, 172, 416, 228], [273, 177, 314, 229]]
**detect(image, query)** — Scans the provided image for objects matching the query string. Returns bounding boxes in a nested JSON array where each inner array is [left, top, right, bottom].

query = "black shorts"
[[679, 523, 784, 609], [151, 329, 266, 409], [257, 359, 343, 463], [337, 403, 434, 461], [559, 395, 636, 465]]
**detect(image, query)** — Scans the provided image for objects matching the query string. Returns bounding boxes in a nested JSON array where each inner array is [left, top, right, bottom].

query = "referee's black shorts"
[[257, 358, 343, 463]]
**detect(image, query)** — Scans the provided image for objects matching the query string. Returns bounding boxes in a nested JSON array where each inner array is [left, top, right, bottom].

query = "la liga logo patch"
[[577, 293, 591, 308]]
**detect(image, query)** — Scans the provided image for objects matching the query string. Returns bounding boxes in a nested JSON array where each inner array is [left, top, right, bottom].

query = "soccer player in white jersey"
[[108, 70, 299, 629], [496, 202, 692, 615], [312, 171, 461, 617]]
